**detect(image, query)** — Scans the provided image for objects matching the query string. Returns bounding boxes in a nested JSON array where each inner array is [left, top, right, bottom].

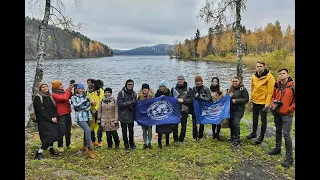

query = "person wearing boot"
[[137, 83, 155, 149], [268, 68, 295, 167], [33, 82, 59, 160], [209, 77, 226, 141], [191, 76, 212, 141], [51, 80, 74, 152], [71, 84, 95, 159], [171, 75, 192, 143], [155, 80, 174, 149], [247, 61, 275, 144], [97, 87, 120, 150], [227, 76, 249, 146], [117, 79, 138, 153]]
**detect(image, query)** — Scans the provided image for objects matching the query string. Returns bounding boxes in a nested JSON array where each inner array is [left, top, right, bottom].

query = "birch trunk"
[[31, 0, 51, 99], [235, 0, 243, 81]]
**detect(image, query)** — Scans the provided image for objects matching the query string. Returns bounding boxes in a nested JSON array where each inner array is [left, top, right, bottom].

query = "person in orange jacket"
[[268, 68, 295, 168]]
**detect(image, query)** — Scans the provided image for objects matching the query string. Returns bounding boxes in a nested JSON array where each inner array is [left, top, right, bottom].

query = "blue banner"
[[193, 95, 230, 124], [135, 96, 181, 126]]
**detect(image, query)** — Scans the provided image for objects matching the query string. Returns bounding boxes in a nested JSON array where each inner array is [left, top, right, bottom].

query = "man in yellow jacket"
[[86, 79, 105, 148], [247, 61, 275, 144]]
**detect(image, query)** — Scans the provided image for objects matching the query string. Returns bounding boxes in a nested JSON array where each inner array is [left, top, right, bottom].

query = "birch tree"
[[27, 0, 83, 100], [197, 0, 247, 80]]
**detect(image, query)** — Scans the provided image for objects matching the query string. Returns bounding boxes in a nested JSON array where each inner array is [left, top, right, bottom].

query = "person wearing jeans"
[[268, 68, 295, 168], [137, 83, 155, 149], [71, 84, 95, 159]]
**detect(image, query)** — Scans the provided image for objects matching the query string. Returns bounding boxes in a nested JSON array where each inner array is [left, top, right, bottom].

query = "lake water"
[[25, 55, 252, 137]]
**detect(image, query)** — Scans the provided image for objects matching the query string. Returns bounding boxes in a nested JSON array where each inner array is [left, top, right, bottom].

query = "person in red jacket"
[[268, 68, 295, 168], [51, 80, 74, 152]]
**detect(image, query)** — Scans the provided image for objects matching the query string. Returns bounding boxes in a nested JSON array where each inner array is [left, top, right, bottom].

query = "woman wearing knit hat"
[[191, 75, 212, 141], [97, 87, 120, 149], [155, 80, 174, 149], [137, 83, 155, 149], [51, 80, 74, 152], [33, 82, 60, 160], [71, 84, 95, 159]]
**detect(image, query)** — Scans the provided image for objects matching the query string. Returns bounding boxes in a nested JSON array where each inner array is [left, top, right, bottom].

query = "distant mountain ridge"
[[113, 44, 176, 55]]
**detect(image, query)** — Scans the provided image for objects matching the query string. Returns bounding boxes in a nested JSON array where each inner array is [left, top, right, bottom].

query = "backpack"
[[274, 81, 295, 96], [28, 94, 43, 122], [120, 89, 137, 100]]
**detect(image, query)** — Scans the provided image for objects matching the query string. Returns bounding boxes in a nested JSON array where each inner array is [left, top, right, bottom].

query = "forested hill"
[[25, 16, 113, 60], [113, 44, 176, 55]]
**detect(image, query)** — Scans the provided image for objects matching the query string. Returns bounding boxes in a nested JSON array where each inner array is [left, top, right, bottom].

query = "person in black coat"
[[191, 76, 212, 141], [227, 76, 249, 146], [155, 80, 174, 149], [33, 82, 59, 160], [117, 79, 138, 153]]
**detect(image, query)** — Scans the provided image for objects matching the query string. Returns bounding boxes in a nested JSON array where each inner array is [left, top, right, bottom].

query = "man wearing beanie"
[[191, 75, 212, 141], [171, 75, 192, 142], [51, 80, 74, 152], [155, 80, 174, 149], [117, 79, 138, 153], [137, 83, 155, 149]]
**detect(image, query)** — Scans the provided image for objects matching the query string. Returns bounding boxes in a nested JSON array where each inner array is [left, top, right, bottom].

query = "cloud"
[[25, 0, 294, 50]]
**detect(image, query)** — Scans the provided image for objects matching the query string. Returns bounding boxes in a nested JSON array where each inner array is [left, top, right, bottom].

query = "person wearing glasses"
[[117, 79, 138, 153], [246, 61, 275, 144], [227, 76, 249, 146]]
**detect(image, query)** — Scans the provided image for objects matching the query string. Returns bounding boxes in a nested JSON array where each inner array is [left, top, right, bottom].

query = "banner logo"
[[147, 100, 173, 120]]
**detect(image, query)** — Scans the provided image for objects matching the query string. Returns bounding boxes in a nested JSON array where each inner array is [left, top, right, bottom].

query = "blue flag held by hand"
[[136, 96, 181, 126], [193, 94, 230, 124]]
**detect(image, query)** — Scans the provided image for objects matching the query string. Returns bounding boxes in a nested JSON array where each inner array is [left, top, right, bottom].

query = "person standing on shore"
[[137, 83, 155, 149], [246, 61, 275, 144], [268, 68, 295, 168], [117, 79, 138, 153], [33, 82, 59, 160]]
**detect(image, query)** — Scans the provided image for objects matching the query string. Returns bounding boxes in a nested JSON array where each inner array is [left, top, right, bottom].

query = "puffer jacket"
[[228, 85, 249, 118], [98, 96, 119, 131], [271, 77, 295, 116], [251, 69, 275, 105], [117, 87, 138, 123], [51, 87, 72, 116]]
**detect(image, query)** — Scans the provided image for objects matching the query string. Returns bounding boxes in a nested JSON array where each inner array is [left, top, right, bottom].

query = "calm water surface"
[[25, 56, 253, 136]]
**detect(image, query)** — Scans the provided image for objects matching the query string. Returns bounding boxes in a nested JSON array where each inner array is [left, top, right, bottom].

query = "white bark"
[[235, 0, 243, 81], [31, 0, 51, 99]]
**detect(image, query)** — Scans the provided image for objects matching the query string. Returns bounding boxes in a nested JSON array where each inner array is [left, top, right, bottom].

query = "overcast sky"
[[25, 0, 295, 50]]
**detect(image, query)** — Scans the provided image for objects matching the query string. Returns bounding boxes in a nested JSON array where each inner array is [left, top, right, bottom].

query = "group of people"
[[32, 61, 295, 167]]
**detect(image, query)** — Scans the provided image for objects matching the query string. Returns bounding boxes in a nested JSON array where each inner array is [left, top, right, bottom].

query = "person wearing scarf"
[[97, 88, 120, 149], [209, 77, 226, 141], [33, 82, 59, 160], [227, 76, 249, 146], [137, 83, 155, 149]]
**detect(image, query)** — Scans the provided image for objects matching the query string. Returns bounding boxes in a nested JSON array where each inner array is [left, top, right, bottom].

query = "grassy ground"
[[25, 112, 295, 179]]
